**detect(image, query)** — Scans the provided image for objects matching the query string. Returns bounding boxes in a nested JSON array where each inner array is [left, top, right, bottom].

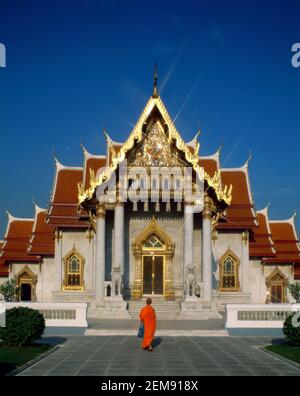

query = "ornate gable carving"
[[132, 218, 175, 253], [127, 121, 183, 168]]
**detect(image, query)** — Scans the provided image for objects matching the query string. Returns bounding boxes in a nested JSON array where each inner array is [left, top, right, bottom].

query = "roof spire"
[[152, 62, 158, 98]]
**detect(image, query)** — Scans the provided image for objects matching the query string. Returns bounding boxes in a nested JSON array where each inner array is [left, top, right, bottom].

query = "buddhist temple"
[[0, 74, 299, 319]]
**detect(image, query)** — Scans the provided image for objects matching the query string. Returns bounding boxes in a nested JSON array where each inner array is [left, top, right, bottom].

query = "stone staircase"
[[128, 298, 181, 320]]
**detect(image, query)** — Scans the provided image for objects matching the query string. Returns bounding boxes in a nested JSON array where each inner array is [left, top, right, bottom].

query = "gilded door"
[[143, 255, 164, 295]]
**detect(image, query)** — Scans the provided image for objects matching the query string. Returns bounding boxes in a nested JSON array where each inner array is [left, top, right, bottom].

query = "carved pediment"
[[127, 121, 183, 168]]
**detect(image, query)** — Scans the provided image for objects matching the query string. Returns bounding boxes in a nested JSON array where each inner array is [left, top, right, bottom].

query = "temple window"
[[219, 249, 240, 291], [143, 234, 165, 250], [63, 247, 85, 290], [266, 268, 287, 304]]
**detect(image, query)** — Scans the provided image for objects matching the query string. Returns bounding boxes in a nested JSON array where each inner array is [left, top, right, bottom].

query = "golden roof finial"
[[152, 62, 158, 98]]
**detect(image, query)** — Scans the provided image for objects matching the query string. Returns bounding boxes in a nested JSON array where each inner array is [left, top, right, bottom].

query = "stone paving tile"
[[18, 336, 300, 377]]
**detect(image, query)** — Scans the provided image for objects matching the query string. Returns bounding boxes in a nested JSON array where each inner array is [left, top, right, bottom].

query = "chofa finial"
[[152, 62, 158, 98]]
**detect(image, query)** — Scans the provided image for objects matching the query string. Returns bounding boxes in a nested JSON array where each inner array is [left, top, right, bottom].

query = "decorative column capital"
[[55, 229, 63, 242], [242, 231, 249, 245], [203, 195, 212, 220], [96, 205, 106, 219]]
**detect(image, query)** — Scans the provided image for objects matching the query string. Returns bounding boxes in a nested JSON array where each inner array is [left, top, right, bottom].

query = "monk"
[[139, 298, 156, 351]]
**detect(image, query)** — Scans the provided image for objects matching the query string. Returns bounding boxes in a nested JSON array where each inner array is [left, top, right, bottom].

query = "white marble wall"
[[249, 260, 294, 303], [212, 231, 243, 289], [11, 259, 55, 302], [59, 231, 94, 292]]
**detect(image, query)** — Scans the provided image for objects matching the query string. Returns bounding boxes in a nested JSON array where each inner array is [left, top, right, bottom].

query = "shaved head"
[[146, 298, 152, 305]]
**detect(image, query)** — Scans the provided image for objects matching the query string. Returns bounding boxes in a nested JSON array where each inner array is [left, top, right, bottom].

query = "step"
[[128, 300, 181, 320], [85, 329, 229, 337]]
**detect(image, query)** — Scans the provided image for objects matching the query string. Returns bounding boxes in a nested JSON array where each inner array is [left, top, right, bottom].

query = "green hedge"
[[0, 307, 45, 346], [283, 312, 300, 346]]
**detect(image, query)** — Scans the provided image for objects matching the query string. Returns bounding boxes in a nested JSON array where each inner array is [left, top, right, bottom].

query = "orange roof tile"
[[52, 168, 83, 204], [221, 171, 251, 205], [249, 212, 275, 257], [48, 167, 88, 228], [263, 221, 300, 263], [0, 241, 8, 276], [84, 157, 106, 189], [217, 170, 256, 229], [28, 209, 55, 256], [198, 159, 218, 178], [1, 219, 40, 263]]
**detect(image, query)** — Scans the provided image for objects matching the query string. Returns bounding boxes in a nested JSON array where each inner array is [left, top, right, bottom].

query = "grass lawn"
[[266, 344, 300, 365], [0, 344, 51, 376]]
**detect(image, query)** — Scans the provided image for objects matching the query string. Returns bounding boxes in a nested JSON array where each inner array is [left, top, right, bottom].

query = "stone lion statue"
[[112, 263, 122, 297], [185, 263, 196, 297]]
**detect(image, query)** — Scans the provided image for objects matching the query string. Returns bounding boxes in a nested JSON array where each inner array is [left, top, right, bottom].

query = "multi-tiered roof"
[[1, 86, 300, 279]]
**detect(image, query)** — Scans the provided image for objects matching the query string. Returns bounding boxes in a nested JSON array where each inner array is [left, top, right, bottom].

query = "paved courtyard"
[[17, 336, 300, 376]]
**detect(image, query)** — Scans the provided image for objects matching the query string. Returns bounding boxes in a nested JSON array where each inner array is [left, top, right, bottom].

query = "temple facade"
[[0, 79, 300, 319]]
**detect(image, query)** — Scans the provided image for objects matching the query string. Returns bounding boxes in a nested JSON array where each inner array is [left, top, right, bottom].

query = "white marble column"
[[241, 231, 250, 293], [114, 202, 125, 275], [54, 230, 62, 290], [184, 203, 194, 296], [95, 205, 106, 300], [202, 197, 212, 301]]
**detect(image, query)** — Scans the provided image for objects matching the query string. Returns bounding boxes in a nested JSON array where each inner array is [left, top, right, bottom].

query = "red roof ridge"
[[81, 144, 105, 161], [0, 217, 38, 263], [81, 145, 106, 188], [3, 212, 34, 240], [29, 204, 46, 243], [199, 146, 222, 168], [220, 153, 252, 174], [186, 130, 201, 151], [104, 129, 124, 147], [256, 206, 276, 254], [221, 161, 257, 225], [50, 158, 83, 204], [54, 157, 83, 172], [269, 212, 297, 225], [269, 213, 300, 251]]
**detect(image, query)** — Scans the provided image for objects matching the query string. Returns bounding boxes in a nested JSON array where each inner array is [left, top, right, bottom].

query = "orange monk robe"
[[139, 305, 156, 349]]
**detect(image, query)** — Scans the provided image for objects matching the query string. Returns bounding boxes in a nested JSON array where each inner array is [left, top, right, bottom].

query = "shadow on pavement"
[[153, 337, 162, 349], [37, 337, 68, 346]]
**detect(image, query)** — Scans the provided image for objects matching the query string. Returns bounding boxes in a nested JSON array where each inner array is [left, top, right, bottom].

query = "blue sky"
[[0, 0, 300, 236]]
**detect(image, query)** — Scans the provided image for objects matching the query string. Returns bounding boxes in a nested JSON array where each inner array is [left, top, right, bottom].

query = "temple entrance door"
[[20, 283, 32, 301], [16, 265, 37, 302], [143, 255, 164, 295], [270, 284, 283, 303]]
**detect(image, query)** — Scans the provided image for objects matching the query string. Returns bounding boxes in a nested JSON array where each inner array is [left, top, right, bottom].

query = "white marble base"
[[88, 297, 131, 319], [177, 300, 222, 320]]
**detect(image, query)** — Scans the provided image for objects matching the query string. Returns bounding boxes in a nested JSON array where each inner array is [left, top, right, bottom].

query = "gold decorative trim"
[[132, 218, 175, 300], [78, 96, 232, 206], [96, 205, 106, 218], [63, 246, 85, 291], [55, 229, 63, 242], [265, 267, 288, 304], [218, 248, 240, 292], [16, 265, 38, 302], [242, 231, 249, 245]]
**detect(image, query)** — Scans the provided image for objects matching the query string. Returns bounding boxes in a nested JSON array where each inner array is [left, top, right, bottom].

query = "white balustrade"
[[226, 304, 300, 329], [0, 302, 88, 328]]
